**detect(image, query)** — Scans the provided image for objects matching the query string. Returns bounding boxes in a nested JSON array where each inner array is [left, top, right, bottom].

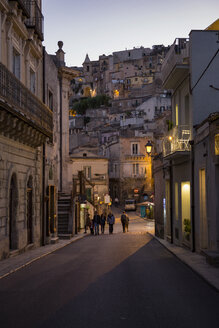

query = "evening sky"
[[42, 0, 219, 67]]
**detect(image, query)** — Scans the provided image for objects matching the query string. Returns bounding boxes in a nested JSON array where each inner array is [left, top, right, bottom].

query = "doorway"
[[9, 174, 18, 250], [199, 169, 208, 249], [27, 177, 33, 244]]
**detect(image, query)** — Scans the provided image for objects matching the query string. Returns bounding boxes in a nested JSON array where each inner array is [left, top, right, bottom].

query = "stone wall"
[[0, 135, 42, 259]]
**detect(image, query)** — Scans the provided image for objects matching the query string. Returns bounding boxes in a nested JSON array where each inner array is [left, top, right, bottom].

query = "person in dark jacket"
[[100, 212, 106, 234], [107, 211, 115, 234], [93, 211, 100, 235], [121, 211, 128, 233]]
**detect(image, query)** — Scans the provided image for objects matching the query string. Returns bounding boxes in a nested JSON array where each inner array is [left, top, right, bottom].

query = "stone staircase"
[[58, 193, 73, 239]]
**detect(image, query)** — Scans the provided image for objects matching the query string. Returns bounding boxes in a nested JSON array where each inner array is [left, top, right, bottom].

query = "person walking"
[[100, 212, 106, 234], [121, 211, 127, 233], [107, 211, 115, 234], [84, 212, 91, 234], [125, 212, 129, 232], [93, 211, 100, 235]]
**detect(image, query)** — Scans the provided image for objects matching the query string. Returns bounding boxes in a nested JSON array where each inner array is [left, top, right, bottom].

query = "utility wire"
[[191, 48, 219, 92]]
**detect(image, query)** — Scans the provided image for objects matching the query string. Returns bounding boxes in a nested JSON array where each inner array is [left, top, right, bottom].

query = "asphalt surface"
[[0, 214, 219, 328]]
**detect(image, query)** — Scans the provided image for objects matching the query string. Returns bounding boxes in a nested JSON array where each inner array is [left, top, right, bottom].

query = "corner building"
[[0, 1, 52, 258]]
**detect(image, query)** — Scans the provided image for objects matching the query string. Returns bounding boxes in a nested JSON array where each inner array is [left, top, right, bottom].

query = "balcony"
[[0, 62, 53, 146], [163, 125, 192, 158], [161, 38, 189, 89], [25, 1, 44, 41], [8, 0, 31, 17]]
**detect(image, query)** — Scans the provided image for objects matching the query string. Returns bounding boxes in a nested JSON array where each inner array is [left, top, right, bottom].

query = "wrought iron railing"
[[0, 62, 53, 138], [25, 1, 44, 41], [163, 125, 192, 157], [8, 0, 31, 17], [161, 38, 189, 84]]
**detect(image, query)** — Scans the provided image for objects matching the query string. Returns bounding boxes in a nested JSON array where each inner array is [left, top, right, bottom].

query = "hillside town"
[[0, 0, 219, 265], [0, 1, 219, 326]]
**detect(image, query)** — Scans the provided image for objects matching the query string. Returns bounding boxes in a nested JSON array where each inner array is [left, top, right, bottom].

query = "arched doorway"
[[9, 174, 18, 250], [27, 177, 33, 244]]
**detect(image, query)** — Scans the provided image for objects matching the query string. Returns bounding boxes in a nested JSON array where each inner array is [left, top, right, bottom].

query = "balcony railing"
[[161, 38, 189, 85], [25, 1, 44, 41], [8, 0, 31, 17], [163, 125, 192, 157], [0, 62, 52, 139]]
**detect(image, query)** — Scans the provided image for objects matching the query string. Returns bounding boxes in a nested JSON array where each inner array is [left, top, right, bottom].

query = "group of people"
[[84, 210, 129, 235]]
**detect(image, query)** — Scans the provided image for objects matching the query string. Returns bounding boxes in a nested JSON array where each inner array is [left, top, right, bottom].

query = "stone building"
[[70, 149, 109, 230], [193, 113, 219, 260], [0, 0, 53, 259], [105, 135, 153, 204], [161, 22, 219, 256]]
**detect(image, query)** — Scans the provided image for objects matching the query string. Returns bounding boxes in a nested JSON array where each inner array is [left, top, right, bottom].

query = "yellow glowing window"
[[175, 183, 178, 220], [215, 134, 219, 155], [175, 104, 178, 126]]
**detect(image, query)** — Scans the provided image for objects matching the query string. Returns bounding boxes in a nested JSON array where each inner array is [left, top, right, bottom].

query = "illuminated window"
[[175, 104, 179, 126], [175, 183, 178, 220], [215, 134, 219, 155]]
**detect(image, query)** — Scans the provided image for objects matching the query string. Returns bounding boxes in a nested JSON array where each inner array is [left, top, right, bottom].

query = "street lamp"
[[145, 140, 153, 156]]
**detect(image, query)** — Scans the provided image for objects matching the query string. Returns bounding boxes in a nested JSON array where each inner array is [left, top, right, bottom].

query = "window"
[[30, 69, 36, 94], [175, 104, 179, 126], [83, 166, 91, 179], [132, 163, 139, 175], [175, 183, 178, 220], [13, 49, 20, 80], [87, 65, 89, 72], [215, 134, 219, 155], [132, 143, 139, 155], [48, 90, 53, 111]]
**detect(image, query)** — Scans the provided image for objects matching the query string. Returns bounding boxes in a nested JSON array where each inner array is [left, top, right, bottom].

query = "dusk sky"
[[42, 0, 219, 67]]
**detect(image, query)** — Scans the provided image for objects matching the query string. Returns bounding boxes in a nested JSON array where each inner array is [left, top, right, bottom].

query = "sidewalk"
[[151, 233, 219, 292], [0, 233, 86, 280]]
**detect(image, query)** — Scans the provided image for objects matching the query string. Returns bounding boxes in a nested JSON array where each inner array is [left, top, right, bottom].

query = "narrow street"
[[0, 209, 219, 328]]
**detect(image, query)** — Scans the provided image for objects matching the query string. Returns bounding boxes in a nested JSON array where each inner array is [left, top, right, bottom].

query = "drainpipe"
[[42, 46, 46, 246], [170, 159, 173, 244], [190, 140, 195, 252], [59, 76, 63, 191]]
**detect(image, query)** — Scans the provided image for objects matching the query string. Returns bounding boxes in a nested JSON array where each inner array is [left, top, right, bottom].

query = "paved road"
[[0, 213, 219, 328]]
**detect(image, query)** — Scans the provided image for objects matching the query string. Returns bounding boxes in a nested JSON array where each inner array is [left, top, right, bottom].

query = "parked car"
[[124, 199, 136, 211]]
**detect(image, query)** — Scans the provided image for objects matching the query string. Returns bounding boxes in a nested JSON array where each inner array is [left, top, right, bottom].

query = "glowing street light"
[[145, 140, 153, 156]]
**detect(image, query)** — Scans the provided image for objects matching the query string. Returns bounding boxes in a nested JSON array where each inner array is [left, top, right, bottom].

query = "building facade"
[[0, 0, 53, 259]]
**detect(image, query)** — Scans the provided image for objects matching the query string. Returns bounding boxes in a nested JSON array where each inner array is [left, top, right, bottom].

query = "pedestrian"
[[107, 211, 115, 234], [84, 212, 91, 234], [121, 211, 127, 233], [93, 210, 100, 235], [125, 213, 129, 232], [100, 212, 106, 234], [114, 197, 119, 207], [90, 218, 94, 235]]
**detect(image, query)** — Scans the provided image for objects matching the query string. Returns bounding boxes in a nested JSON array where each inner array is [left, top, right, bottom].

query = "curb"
[[148, 233, 219, 292], [0, 234, 86, 280]]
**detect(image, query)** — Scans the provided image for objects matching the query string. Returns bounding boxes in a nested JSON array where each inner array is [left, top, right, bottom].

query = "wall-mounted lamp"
[[145, 140, 153, 156]]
